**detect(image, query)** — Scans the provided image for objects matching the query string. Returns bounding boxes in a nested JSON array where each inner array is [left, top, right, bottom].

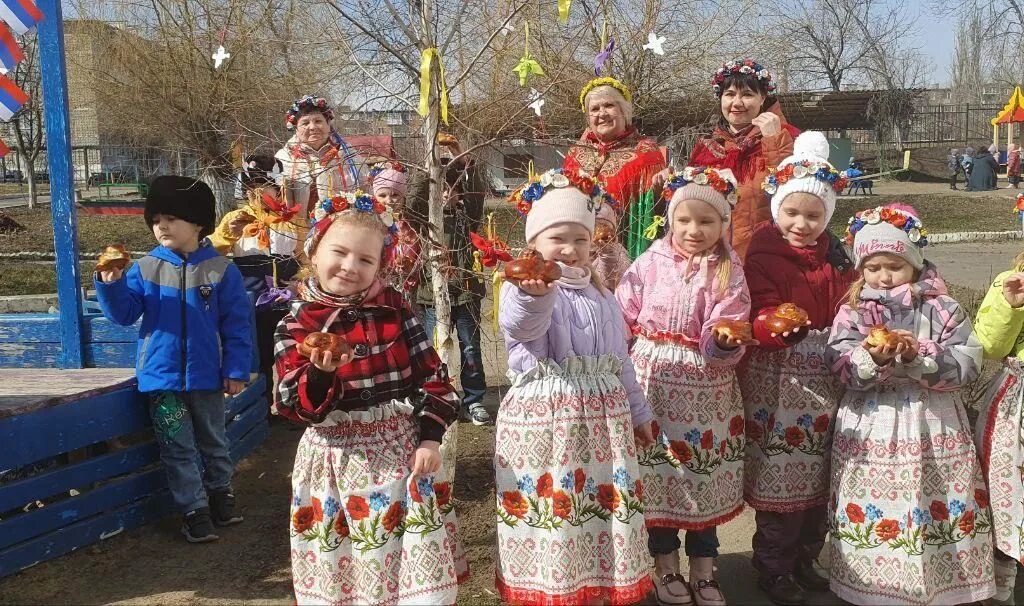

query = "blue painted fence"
[[0, 374, 268, 578]]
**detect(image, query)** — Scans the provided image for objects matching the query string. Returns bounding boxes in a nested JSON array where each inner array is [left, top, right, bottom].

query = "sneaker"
[[758, 574, 806, 606], [182, 507, 219, 543], [209, 489, 244, 527], [464, 404, 493, 426], [794, 558, 830, 592]]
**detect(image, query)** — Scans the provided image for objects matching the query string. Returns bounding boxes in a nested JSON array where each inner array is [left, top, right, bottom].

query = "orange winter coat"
[[689, 102, 799, 259]]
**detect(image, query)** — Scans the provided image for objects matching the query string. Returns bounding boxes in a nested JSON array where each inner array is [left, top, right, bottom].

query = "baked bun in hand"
[[503, 249, 562, 283], [298, 332, 351, 360], [714, 319, 753, 342], [95, 244, 130, 273], [764, 303, 811, 336], [865, 325, 905, 349]]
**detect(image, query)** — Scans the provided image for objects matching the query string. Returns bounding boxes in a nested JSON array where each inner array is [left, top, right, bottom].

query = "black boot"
[[209, 489, 244, 526], [758, 574, 806, 606], [182, 507, 219, 543], [794, 558, 830, 592]]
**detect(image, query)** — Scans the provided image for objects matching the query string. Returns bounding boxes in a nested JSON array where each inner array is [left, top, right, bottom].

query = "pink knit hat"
[[368, 163, 407, 196], [663, 167, 738, 221]]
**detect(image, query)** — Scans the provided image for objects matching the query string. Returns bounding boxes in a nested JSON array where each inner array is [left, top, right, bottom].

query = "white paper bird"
[[528, 89, 545, 116], [643, 32, 666, 56], [212, 45, 231, 69]]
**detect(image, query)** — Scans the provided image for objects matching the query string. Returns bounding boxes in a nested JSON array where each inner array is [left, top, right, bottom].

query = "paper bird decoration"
[[512, 22, 545, 87], [212, 45, 230, 69], [528, 89, 545, 116], [643, 32, 666, 56]]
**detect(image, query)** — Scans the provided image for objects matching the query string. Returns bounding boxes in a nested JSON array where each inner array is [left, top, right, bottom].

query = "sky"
[[909, 0, 956, 86]]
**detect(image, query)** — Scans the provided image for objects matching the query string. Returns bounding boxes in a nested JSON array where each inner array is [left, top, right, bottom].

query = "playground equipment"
[[992, 86, 1024, 152]]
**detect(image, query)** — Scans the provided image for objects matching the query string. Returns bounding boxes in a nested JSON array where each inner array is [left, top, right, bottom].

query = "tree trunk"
[[423, 59, 455, 368], [22, 155, 36, 209], [201, 169, 237, 219]]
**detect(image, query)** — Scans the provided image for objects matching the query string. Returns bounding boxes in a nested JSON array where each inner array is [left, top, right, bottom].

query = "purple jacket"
[[499, 280, 654, 426]]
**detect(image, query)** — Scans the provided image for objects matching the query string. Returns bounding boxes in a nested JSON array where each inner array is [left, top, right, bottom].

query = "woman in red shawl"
[[688, 60, 800, 259], [564, 77, 666, 260]]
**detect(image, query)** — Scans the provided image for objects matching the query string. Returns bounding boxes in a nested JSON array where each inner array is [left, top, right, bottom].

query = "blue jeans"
[[649, 526, 720, 558], [421, 302, 487, 409], [148, 390, 234, 513]]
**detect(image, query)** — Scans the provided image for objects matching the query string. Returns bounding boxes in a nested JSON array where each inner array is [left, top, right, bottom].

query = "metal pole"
[[38, 0, 85, 368]]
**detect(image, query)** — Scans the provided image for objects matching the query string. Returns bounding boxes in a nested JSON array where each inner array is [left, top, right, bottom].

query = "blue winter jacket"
[[95, 241, 253, 393]]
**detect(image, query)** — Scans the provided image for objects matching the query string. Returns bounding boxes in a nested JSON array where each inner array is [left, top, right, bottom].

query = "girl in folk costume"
[[969, 253, 1024, 605], [686, 59, 800, 259], [369, 161, 422, 297], [738, 132, 855, 606], [592, 195, 631, 290], [276, 95, 363, 215], [209, 154, 303, 383], [827, 204, 995, 605], [616, 167, 756, 606], [563, 77, 667, 258], [495, 169, 656, 605], [274, 192, 467, 605]]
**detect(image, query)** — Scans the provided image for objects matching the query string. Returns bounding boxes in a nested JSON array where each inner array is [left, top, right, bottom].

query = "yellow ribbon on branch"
[[643, 215, 666, 240], [557, 0, 571, 23], [511, 22, 545, 87], [418, 47, 450, 125]]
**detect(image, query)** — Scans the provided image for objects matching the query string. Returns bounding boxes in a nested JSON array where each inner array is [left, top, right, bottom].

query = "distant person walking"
[[968, 145, 999, 191], [948, 148, 963, 190], [1008, 143, 1021, 189]]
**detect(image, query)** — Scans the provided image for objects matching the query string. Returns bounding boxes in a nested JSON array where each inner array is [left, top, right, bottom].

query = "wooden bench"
[[0, 369, 268, 578]]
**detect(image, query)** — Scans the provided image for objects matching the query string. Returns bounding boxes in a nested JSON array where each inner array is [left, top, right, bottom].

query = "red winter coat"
[[744, 222, 856, 349], [273, 286, 458, 439], [689, 102, 800, 259]]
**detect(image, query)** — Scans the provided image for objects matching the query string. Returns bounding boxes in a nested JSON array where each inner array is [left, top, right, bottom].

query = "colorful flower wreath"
[[712, 59, 775, 98], [285, 95, 335, 130], [762, 160, 849, 196], [579, 76, 633, 112], [845, 206, 929, 247], [310, 189, 400, 246], [508, 168, 620, 217], [662, 166, 738, 204], [368, 160, 405, 181]]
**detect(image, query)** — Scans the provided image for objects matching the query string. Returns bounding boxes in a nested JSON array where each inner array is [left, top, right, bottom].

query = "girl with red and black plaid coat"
[[274, 191, 467, 605]]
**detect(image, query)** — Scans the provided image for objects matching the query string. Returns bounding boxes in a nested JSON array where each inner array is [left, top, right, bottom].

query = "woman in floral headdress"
[[686, 59, 800, 259], [563, 76, 667, 259], [275, 95, 363, 215]]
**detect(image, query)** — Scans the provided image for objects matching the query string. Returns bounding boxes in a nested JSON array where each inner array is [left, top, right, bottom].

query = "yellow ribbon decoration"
[[473, 250, 483, 274], [512, 22, 545, 87], [418, 47, 450, 125], [491, 271, 505, 332], [643, 215, 666, 240], [527, 160, 535, 182], [486, 212, 496, 240], [557, 0, 571, 23]]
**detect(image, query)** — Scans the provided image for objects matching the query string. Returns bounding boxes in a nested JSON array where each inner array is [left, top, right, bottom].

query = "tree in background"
[[69, 0, 356, 216], [8, 32, 44, 209]]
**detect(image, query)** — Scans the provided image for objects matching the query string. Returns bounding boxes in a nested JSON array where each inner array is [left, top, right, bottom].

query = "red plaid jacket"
[[273, 287, 458, 438]]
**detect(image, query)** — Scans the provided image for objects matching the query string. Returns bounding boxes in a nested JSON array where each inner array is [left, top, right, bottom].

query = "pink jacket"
[[616, 237, 752, 365]]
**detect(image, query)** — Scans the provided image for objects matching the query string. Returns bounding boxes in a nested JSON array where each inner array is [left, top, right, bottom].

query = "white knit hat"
[[525, 186, 598, 242], [665, 167, 739, 222], [767, 131, 841, 225], [848, 204, 927, 270]]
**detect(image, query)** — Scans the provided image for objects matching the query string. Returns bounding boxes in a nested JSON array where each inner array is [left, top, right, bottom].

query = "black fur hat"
[[144, 176, 216, 238], [240, 155, 282, 192]]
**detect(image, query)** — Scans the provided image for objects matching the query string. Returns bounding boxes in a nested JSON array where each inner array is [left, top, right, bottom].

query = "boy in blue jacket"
[[95, 176, 253, 543]]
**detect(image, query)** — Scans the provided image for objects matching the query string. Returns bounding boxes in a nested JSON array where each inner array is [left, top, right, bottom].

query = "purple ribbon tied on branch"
[[255, 276, 293, 310], [594, 38, 615, 76]]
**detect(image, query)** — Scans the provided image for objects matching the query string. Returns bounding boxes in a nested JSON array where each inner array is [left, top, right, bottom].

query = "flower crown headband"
[[712, 59, 775, 98], [368, 160, 405, 181], [845, 206, 929, 248], [306, 190, 400, 257], [662, 166, 738, 204], [509, 168, 620, 217], [579, 76, 633, 112], [285, 95, 335, 130], [762, 159, 848, 196]]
